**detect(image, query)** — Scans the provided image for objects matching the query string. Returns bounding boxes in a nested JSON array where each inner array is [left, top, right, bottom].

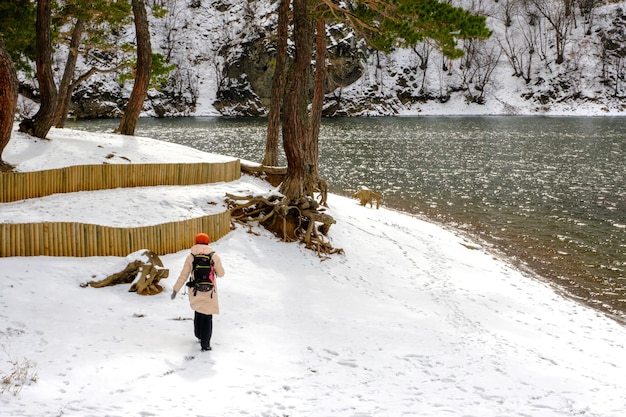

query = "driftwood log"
[[83, 249, 169, 295], [241, 163, 287, 187]]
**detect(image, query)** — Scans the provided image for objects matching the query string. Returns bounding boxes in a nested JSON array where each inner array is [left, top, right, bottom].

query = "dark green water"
[[71, 116, 626, 323]]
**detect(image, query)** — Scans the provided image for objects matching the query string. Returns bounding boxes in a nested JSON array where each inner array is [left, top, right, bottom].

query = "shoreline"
[[384, 199, 626, 326], [4, 126, 624, 325]]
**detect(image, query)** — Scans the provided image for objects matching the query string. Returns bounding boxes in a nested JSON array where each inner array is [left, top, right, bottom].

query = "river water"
[[71, 116, 626, 323]]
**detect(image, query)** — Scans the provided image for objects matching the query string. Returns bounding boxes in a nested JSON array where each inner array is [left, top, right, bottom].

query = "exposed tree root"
[[226, 192, 343, 258]]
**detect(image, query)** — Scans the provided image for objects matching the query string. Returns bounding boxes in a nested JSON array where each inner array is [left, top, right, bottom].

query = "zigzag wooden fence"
[[0, 211, 231, 257], [0, 161, 240, 203], [0, 161, 240, 257]]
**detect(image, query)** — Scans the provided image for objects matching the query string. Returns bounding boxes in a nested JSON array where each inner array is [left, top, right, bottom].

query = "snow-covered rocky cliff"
[[20, 0, 626, 118]]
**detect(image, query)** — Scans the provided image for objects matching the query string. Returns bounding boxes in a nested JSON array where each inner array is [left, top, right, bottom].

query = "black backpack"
[[186, 252, 215, 296]]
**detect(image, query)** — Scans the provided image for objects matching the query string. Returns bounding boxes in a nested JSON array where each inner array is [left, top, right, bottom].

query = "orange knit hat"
[[194, 233, 210, 245]]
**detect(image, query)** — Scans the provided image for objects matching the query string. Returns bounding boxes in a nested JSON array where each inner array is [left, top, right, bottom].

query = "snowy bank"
[[1, 128, 625, 417]]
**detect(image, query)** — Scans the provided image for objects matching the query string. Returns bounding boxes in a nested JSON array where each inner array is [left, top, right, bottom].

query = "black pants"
[[194, 311, 213, 350]]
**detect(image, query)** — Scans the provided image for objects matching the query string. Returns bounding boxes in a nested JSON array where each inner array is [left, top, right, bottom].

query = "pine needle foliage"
[[321, 0, 492, 58], [0, 0, 37, 71]]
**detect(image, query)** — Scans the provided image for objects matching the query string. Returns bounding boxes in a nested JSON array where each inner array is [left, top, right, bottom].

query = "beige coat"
[[173, 244, 225, 315]]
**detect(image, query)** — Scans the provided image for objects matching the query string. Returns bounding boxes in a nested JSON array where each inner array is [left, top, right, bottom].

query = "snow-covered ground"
[[1, 128, 625, 416]]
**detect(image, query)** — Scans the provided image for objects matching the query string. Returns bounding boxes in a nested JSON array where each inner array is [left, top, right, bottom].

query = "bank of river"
[[72, 116, 626, 323]]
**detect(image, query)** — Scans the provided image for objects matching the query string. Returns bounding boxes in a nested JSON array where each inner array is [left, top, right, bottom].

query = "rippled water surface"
[[73, 116, 626, 322]]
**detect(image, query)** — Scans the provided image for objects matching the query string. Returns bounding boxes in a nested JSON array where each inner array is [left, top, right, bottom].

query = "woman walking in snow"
[[171, 233, 225, 351]]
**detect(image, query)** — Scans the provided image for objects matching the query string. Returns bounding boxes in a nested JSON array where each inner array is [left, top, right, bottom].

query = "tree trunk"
[[18, 0, 57, 139], [280, 0, 312, 203], [117, 0, 152, 136], [0, 39, 19, 163], [309, 17, 326, 177], [263, 0, 289, 167], [54, 19, 85, 128]]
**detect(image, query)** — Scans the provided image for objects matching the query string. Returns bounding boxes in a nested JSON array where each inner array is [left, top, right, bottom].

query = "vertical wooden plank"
[[25, 223, 33, 256], [62, 223, 68, 256], [8, 224, 13, 256], [2, 224, 8, 256], [73, 223, 78, 257], [117, 226, 123, 256], [110, 228, 117, 257], [125, 228, 131, 254], [92, 225, 98, 257], [169, 221, 175, 253], [75, 223, 83, 257], [15, 224, 21, 256], [47, 169, 54, 198], [9, 224, 15, 256], [45, 222, 53, 256], [0, 225, 5, 256], [158, 225, 165, 255], [57, 223, 64, 256], [89, 224, 97, 257], [82, 223, 89, 257], [145, 225, 152, 253], [22, 171, 29, 200], [102, 225, 109, 256], [19, 224, 27, 256], [109, 227, 116, 257], [67, 223, 75, 257], [165, 222, 173, 254], [117, 227, 124, 256], [66, 223, 72, 257], [49, 223, 56, 256], [132, 227, 139, 253], [90, 165, 97, 191], [14, 172, 21, 201], [36, 223, 44, 256]]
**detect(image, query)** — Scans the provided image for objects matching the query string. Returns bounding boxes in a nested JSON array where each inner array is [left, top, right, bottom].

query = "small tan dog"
[[352, 186, 382, 209]]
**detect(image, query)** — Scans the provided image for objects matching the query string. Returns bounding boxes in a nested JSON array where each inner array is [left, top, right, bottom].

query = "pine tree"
[[273, 0, 491, 203], [0, 39, 19, 167], [18, 0, 58, 139], [116, 0, 152, 136]]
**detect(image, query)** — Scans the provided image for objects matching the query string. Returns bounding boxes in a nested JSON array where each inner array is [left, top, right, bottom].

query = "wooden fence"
[[0, 211, 231, 257], [0, 160, 240, 256], [0, 160, 240, 203]]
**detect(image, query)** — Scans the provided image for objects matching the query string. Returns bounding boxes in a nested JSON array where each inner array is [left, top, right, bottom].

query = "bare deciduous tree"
[[460, 39, 502, 104], [413, 43, 434, 94], [578, 0, 602, 35], [531, 0, 574, 64], [53, 19, 85, 128]]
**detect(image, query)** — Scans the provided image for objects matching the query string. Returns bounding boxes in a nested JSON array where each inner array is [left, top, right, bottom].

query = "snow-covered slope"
[[1, 128, 625, 416], [17, 0, 626, 118]]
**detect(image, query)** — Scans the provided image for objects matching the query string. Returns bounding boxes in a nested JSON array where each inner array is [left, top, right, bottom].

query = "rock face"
[[27, 1, 624, 119], [213, 33, 365, 117], [67, 13, 368, 119], [72, 81, 125, 119]]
